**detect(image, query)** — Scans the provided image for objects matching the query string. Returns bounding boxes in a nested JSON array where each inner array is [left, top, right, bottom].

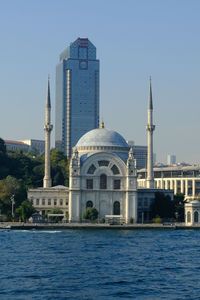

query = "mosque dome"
[[76, 127, 129, 150]]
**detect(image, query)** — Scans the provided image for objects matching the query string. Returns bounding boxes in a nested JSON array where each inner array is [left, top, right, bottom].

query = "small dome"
[[76, 128, 129, 149]]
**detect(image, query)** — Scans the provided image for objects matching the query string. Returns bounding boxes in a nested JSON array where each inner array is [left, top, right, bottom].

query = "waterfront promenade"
[[0, 222, 198, 230]]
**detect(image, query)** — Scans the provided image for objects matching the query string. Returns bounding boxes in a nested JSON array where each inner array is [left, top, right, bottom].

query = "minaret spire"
[[146, 77, 155, 188], [46, 75, 51, 109], [149, 76, 153, 110], [43, 77, 53, 188]]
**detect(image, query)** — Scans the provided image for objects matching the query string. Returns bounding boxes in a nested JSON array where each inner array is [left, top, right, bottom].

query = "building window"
[[86, 179, 93, 189], [36, 199, 39, 206], [138, 198, 142, 207], [98, 160, 109, 167], [48, 199, 51, 206], [54, 199, 57, 206], [86, 201, 93, 208], [194, 211, 199, 223], [100, 174, 107, 189], [144, 198, 148, 207], [60, 199, 63, 206], [187, 211, 191, 223], [42, 199, 45, 205], [114, 179, 121, 189], [66, 201, 68, 205], [111, 165, 120, 175], [113, 201, 120, 215], [87, 164, 96, 174]]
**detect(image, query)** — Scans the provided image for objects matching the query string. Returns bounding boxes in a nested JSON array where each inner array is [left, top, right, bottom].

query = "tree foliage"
[[151, 192, 185, 221], [173, 193, 185, 222], [15, 200, 36, 222], [0, 138, 70, 220], [82, 207, 98, 221], [151, 192, 174, 219]]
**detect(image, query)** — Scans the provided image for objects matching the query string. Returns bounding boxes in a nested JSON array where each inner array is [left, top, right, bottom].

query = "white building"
[[5, 139, 45, 154], [138, 165, 200, 201], [185, 200, 200, 226], [68, 124, 138, 223], [22, 139, 45, 154], [167, 154, 176, 165], [28, 78, 174, 224], [5, 140, 29, 152], [28, 185, 69, 217]]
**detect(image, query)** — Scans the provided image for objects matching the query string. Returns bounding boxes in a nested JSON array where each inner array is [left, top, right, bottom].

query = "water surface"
[[0, 229, 199, 299]]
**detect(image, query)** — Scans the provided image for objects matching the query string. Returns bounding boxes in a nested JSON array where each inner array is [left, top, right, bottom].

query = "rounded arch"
[[194, 211, 199, 223], [80, 152, 127, 177], [113, 201, 120, 215], [86, 201, 93, 208]]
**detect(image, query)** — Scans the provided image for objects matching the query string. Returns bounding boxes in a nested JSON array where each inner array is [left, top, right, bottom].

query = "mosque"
[[28, 78, 174, 223]]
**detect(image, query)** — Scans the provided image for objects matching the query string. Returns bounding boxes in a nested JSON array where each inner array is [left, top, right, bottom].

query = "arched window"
[[100, 174, 107, 189], [87, 164, 96, 174], [86, 201, 93, 208], [187, 211, 191, 223], [194, 211, 199, 223], [98, 160, 109, 167], [113, 201, 120, 215], [111, 165, 120, 175]]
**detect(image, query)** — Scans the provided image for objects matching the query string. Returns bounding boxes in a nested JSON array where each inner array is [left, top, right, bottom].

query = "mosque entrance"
[[113, 201, 120, 215]]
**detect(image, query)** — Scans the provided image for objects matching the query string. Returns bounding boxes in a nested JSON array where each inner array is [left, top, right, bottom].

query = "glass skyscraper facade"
[[55, 38, 100, 157]]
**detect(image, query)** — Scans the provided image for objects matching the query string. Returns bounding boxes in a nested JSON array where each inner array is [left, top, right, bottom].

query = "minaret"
[[43, 77, 53, 188], [146, 77, 155, 188]]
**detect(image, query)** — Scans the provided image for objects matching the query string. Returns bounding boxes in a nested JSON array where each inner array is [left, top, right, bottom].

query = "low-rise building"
[[5, 140, 29, 152], [138, 165, 200, 201], [5, 139, 45, 154], [28, 185, 69, 218], [185, 200, 200, 226]]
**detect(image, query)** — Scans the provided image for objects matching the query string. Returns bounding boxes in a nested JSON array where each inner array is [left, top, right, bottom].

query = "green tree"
[[173, 193, 185, 222], [15, 200, 36, 222], [0, 176, 26, 220], [50, 149, 69, 186], [82, 207, 98, 221], [0, 138, 9, 179], [151, 192, 174, 220]]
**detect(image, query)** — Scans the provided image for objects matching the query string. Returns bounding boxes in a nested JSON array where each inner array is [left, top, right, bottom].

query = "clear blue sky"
[[0, 0, 200, 164]]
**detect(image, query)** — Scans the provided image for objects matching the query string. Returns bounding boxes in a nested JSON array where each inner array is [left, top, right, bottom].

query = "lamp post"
[[11, 194, 15, 220]]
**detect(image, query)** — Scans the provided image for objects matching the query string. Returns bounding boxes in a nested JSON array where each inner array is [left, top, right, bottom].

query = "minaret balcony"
[[146, 125, 155, 132], [44, 124, 53, 132]]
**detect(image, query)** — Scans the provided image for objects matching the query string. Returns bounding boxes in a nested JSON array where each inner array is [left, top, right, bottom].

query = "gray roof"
[[76, 128, 129, 148]]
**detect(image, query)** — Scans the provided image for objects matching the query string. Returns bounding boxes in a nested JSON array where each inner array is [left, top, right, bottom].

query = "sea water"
[[0, 229, 200, 299]]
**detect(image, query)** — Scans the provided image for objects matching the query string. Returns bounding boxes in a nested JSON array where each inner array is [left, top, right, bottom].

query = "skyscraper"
[[55, 38, 100, 157], [167, 154, 176, 165]]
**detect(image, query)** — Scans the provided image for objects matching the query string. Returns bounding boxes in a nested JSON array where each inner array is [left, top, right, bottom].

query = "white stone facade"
[[28, 186, 69, 217], [68, 127, 138, 224], [185, 200, 200, 226]]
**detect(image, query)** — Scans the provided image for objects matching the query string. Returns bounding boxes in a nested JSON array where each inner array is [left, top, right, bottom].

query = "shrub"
[[129, 217, 134, 224], [100, 217, 105, 224], [153, 215, 162, 224], [82, 207, 98, 221]]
